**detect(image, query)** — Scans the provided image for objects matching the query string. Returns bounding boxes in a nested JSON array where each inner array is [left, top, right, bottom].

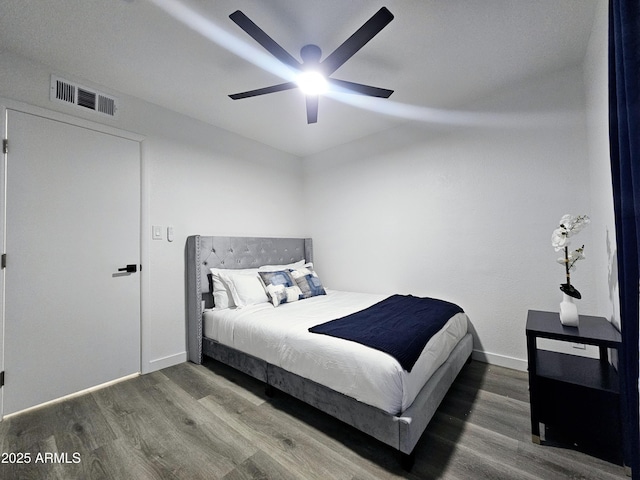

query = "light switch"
[[167, 226, 175, 242], [152, 225, 163, 240]]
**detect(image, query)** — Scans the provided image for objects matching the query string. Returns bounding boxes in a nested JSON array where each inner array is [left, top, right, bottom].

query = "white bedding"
[[203, 290, 468, 415]]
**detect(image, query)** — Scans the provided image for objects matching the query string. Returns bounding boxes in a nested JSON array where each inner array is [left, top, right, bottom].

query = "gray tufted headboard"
[[186, 235, 313, 363]]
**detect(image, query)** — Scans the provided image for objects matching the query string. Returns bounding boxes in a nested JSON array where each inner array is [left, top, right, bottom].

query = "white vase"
[[559, 293, 579, 327]]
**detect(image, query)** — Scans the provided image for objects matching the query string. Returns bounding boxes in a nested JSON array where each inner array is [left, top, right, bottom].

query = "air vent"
[[50, 75, 118, 118], [77, 87, 96, 110], [55, 80, 75, 104], [98, 95, 116, 116]]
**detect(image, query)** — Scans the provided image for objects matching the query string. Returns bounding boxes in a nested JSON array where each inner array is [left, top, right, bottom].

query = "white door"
[[3, 109, 141, 416]]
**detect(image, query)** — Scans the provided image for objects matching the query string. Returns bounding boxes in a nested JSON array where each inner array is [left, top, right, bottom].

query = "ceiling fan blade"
[[229, 10, 301, 70], [229, 82, 298, 100], [329, 79, 393, 98], [306, 95, 319, 124], [320, 7, 394, 76]]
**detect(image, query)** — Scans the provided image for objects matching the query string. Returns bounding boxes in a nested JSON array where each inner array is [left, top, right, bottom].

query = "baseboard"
[[144, 351, 187, 374], [472, 349, 527, 372]]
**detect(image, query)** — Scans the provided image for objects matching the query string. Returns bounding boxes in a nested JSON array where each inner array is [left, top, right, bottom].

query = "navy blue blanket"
[[308, 294, 463, 372]]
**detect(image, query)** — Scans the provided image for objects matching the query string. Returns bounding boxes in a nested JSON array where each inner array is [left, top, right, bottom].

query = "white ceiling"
[[0, 0, 598, 157]]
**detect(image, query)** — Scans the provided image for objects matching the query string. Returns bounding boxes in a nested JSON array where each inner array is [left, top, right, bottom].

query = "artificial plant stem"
[[564, 246, 571, 284]]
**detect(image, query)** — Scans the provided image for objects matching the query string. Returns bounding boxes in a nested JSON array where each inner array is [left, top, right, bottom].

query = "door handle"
[[118, 264, 138, 273]]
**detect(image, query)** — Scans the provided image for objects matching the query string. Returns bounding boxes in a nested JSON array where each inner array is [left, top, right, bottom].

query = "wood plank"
[[439, 381, 532, 441], [221, 449, 302, 480], [90, 437, 182, 480], [457, 361, 530, 403], [164, 360, 266, 406], [426, 412, 616, 480], [516, 433, 629, 480], [255, 389, 417, 479], [199, 394, 356, 480], [151, 379, 259, 466]]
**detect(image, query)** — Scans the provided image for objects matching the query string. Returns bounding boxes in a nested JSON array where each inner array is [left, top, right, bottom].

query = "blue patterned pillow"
[[258, 270, 302, 307], [289, 264, 326, 299]]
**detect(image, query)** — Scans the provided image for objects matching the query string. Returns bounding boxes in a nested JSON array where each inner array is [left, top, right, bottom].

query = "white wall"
[[583, 1, 619, 329], [304, 66, 597, 370], [0, 52, 306, 374]]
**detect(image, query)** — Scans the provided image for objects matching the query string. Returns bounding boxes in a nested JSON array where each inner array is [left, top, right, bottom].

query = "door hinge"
[[0, 371, 4, 388], [1, 254, 5, 269], [2, 139, 7, 154]]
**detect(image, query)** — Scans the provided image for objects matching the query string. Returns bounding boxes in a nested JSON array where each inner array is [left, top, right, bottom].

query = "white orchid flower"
[[567, 246, 585, 271], [559, 214, 591, 237], [551, 228, 570, 251], [559, 214, 574, 228]]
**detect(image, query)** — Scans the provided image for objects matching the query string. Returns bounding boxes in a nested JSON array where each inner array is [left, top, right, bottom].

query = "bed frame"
[[186, 235, 473, 469]]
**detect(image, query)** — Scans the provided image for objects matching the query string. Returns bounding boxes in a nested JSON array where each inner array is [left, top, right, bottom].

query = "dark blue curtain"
[[609, 0, 640, 476]]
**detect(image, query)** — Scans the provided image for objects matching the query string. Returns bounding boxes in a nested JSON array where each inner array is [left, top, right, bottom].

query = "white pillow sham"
[[209, 267, 259, 309], [219, 271, 269, 308]]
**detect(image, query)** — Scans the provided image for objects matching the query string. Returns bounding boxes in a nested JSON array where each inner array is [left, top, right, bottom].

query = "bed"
[[186, 235, 474, 469]]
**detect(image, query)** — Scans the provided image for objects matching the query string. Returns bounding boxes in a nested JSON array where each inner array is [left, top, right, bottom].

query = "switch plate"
[[152, 225, 163, 240], [167, 226, 174, 242]]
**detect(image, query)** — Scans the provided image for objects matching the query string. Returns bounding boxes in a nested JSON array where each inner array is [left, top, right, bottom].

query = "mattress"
[[203, 290, 468, 415]]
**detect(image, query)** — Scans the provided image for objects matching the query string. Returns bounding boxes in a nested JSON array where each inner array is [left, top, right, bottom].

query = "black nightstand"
[[526, 310, 624, 464]]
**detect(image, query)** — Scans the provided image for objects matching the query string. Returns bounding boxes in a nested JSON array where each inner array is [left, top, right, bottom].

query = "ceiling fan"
[[228, 7, 395, 124]]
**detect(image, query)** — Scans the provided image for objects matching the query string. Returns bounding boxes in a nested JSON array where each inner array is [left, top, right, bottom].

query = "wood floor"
[[0, 359, 628, 480]]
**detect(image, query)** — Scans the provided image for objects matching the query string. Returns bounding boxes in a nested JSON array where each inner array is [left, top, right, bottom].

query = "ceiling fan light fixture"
[[296, 71, 328, 96], [228, 8, 394, 122]]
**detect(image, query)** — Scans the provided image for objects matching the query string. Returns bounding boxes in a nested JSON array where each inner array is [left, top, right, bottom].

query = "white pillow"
[[258, 259, 306, 272], [219, 271, 269, 308], [209, 267, 259, 309]]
